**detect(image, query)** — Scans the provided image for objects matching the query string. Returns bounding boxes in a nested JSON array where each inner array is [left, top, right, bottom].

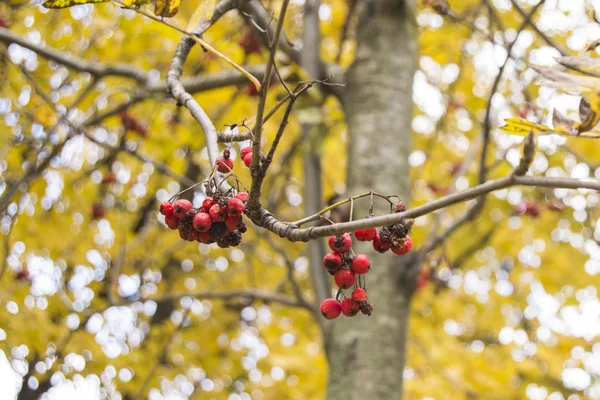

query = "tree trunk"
[[326, 1, 417, 399]]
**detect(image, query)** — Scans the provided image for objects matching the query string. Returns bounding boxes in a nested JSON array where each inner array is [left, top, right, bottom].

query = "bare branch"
[[0, 27, 149, 82], [250, 175, 600, 242]]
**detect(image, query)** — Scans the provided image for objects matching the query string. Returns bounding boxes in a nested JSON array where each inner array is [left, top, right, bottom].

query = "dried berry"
[[391, 236, 413, 256], [208, 222, 227, 239], [320, 298, 342, 320], [360, 300, 374, 316]]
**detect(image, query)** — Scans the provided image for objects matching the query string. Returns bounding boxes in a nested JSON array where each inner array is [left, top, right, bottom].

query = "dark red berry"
[[227, 197, 245, 217], [391, 236, 412, 256], [351, 288, 367, 304], [328, 233, 352, 253], [165, 214, 179, 229], [354, 226, 377, 242], [202, 197, 216, 212], [240, 147, 253, 159], [334, 268, 356, 289], [193, 212, 212, 232], [197, 232, 213, 244], [351, 254, 370, 274], [373, 234, 391, 253], [323, 252, 343, 274], [360, 300, 374, 316], [340, 298, 360, 317], [209, 204, 226, 222], [225, 215, 243, 232], [216, 156, 234, 173], [173, 199, 193, 218], [159, 201, 174, 216], [320, 298, 342, 320], [92, 203, 105, 220]]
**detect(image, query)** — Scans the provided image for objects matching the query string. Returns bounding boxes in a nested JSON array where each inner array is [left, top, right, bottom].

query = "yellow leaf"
[[154, 0, 180, 17], [499, 118, 559, 136], [579, 92, 600, 133], [43, 0, 107, 8], [186, 0, 216, 33]]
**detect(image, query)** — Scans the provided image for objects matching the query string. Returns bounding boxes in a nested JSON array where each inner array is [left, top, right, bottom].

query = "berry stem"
[[293, 191, 401, 227]]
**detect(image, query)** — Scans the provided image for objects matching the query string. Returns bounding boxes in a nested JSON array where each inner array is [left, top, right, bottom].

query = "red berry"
[[354, 227, 377, 241], [416, 268, 430, 290], [92, 203, 105, 220], [351, 254, 370, 274], [193, 212, 212, 232], [351, 288, 367, 304], [334, 268, 356, 289], [209, 204, 226, 222], [328, 233, 352, 253], [173, 199, 193, 218], [323, 252, 343, 273], [236, 192, 249, 203], [391, 236, 413, 256], [243, 152, 253, 167], [159, 201, 174, 216], [197, 232, 213, 244], [202, 197, 216, 212], [340, 298, 360, 317], [227, 197, 246, 217], [15, 270, 30, 282], [165, 214, 179, 229], [320, 298, 342, 320], [216, 156, 234, 173], [373, 234, 391, 253], [186, 230, 198, 242], [240, 147, 253, 159], [225, 215, 243, 232]]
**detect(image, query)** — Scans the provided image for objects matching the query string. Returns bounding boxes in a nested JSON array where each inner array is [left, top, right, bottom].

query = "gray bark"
[[302, 0, 331, 326], [326, 0, 417, 399]]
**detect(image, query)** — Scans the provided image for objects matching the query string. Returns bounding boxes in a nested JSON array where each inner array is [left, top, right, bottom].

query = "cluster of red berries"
[[319, 205, 414, 320], [159, 191, 249, 248], [319, 233, 374, 319]]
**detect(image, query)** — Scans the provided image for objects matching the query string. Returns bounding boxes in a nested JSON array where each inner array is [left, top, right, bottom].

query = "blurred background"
[[2, 0, 600, 399]]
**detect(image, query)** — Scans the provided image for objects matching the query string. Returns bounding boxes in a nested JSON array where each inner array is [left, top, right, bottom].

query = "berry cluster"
[[356, 205, 413, 255], [159, 190, 249, 248], [319, 233, 375, 319], [319, 205, 413, 320]]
